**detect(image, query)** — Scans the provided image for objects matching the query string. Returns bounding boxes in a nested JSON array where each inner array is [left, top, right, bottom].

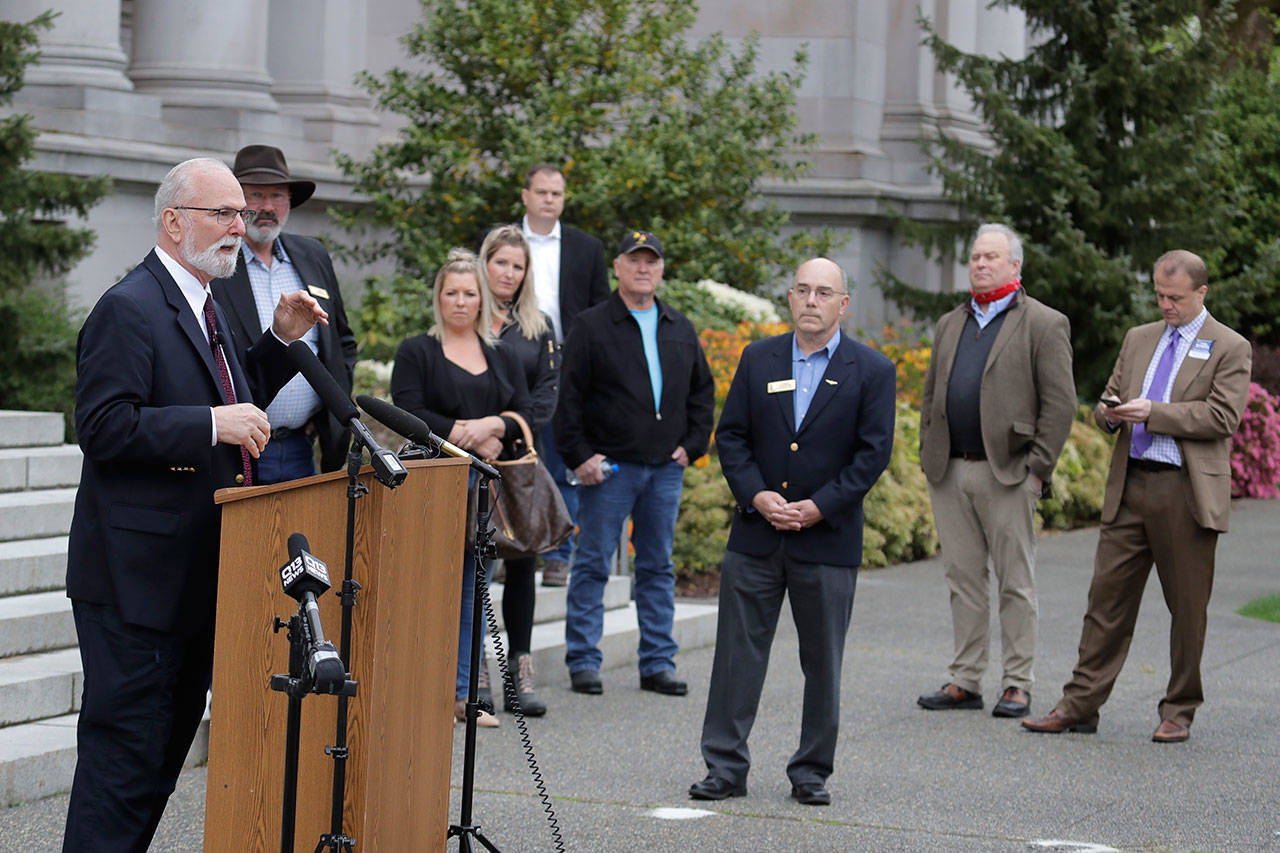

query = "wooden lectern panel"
[[205, 457, 468, 852]]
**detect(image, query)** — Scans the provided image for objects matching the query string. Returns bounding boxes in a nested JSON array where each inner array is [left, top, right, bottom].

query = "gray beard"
[[183, 231, 242, 279], [246, 219, 282, 245]]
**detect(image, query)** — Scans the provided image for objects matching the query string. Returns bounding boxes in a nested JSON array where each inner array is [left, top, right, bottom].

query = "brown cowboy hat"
[[231, 145, 316, 208]]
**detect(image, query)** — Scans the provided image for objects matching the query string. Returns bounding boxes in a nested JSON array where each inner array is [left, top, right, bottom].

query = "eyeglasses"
[[792, 285, 846, 302], [173, 206, 257, 226]]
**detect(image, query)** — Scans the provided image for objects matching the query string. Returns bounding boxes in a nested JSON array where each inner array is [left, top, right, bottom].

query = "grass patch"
[[1237, 593, 1280, 623]]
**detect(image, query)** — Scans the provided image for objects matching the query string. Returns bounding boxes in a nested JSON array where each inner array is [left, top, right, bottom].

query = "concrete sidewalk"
[[4, 500, 1278, 851]]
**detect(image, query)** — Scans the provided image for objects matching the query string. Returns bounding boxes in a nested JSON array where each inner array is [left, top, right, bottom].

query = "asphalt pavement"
[[4, 500, 1278, 852]]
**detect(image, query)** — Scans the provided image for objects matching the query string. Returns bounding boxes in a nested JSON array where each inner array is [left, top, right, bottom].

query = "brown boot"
[[541, 559, 569, 587]]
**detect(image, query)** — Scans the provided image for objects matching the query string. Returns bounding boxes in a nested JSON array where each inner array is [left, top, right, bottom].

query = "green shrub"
[[861, 403, 937, 567], [672, 455, 733, 576]]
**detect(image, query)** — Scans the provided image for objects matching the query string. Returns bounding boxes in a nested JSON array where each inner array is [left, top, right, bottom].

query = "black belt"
[[950, 450, 986, 461], [1128, 457, 1180, 473], [272, 426, 311, 441]]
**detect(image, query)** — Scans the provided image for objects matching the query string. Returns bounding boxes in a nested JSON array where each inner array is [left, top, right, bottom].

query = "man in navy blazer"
[[63, 158, 327, 852], [690, 258, 896, 807]]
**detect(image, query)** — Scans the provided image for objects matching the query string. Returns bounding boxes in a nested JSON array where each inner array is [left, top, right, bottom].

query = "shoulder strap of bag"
[[500, 410, 536, 455]]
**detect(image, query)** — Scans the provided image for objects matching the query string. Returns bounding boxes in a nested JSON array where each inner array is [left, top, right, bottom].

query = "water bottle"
[[566, 458, 618, 486]]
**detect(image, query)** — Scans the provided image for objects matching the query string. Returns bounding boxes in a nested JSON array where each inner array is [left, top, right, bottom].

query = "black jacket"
[[498, 313, 559, 434], [389, 333, 532, 448], [554, 291, 714, 468], [210, 233, 358, 472]]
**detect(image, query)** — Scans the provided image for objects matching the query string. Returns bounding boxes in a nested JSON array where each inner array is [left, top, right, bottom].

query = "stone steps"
[[0, 536, 69, 597], [0, 489, 77, 543], [0, 445, 82, 493], [0, 592, 75, 659], [0, 412, 64, 450]]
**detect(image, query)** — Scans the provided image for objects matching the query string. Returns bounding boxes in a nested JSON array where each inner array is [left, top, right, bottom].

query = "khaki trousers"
[[928, 458, 1040, 693], [1057, 467, 1217, 727]]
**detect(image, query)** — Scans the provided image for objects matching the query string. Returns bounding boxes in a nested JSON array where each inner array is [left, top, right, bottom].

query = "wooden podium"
[[204, 457, 469, 852]]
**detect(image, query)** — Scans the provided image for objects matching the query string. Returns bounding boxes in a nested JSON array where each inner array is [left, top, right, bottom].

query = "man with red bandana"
[[915, 223, 1076, 719]]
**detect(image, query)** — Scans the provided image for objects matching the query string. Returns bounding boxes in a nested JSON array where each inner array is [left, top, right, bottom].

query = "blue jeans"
[[540, 422, 578, 564], [456, 552, 490, 700], [565, 459, 684, 677], [257, 432, 316, 484]]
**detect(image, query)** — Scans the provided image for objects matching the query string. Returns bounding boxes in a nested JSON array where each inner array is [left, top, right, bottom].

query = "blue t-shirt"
[[629, 305, 662, 411]]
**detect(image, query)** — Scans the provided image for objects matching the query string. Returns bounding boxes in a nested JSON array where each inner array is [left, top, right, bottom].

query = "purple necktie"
[[203, 294, 253, 486], [1129, 327, 1179, 459]]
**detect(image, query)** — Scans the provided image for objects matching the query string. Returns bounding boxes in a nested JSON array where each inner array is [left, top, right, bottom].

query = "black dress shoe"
[[640, 670, 688, 696], [688, 776, 746, 801], [992, 686, 1031, 718], [917, 683, 983, 710], [790, 782, 831, 806], [570, 669, 603, 694]]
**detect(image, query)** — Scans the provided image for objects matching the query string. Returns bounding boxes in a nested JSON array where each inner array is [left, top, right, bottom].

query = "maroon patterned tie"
[[203, 293, 253, 486]]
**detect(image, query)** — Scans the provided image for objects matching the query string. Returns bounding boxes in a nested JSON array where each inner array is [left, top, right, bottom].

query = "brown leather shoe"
[[1151, 719, 1190, 743], [1021, 708, 1097, 734]]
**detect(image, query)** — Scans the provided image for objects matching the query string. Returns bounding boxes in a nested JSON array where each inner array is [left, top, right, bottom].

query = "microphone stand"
[[448, 463, 503, 852]]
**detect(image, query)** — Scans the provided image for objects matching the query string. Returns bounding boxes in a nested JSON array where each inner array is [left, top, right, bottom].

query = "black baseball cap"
[[618, 230, 663, 258]]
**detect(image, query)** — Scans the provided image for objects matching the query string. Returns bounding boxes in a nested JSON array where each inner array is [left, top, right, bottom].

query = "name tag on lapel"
[[767, 379, 796, 394], [1187, 339, 1213, 360], [307, 285, 330, 300]]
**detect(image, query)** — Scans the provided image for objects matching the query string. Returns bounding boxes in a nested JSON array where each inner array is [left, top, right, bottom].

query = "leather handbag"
[[475, 410, 574, 560]]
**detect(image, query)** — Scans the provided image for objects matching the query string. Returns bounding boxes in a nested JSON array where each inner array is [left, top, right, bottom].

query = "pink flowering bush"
[[1230, 382, 1280, 498]]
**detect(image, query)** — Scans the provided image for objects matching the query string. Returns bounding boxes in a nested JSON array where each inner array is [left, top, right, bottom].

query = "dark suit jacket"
[[1094, 314, 1251, 532], [716, 332, 897, 567], [389, 333, 533, 447], [557, 225, 610, 339], [67, 250, 296, 635], [210, 234, 358, 471]]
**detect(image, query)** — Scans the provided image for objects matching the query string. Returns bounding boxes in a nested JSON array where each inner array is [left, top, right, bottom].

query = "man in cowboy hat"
[[211, 145, 358, 481]]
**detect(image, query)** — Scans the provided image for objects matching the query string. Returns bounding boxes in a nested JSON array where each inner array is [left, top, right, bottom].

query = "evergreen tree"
[[879, 2, 1230, 396], [336, 0, 829, 357], [1203, 36, 1280, 344], [0, 13, 109, 416]]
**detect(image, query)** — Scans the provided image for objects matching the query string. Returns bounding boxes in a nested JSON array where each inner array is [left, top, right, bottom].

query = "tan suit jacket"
[[1094, 314, 1251, 533], [920, 292, 1077, 487]]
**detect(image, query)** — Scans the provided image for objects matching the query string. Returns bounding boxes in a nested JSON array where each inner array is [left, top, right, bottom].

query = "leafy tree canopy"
[[0, 13, 109, 416], [878, 1, 1231, 396], [336, 0, 831, 358]]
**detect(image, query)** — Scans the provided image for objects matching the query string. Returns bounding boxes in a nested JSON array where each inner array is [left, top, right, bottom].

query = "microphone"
[[279, 533, 346, 694], [356, 394, 501, 480], [285, 340, 407, 488]]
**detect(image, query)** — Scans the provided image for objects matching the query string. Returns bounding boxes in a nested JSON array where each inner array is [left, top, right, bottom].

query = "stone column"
[[9, 0, 132, 91], [266, 0, 378, 147], [127, 0, 276, 111]]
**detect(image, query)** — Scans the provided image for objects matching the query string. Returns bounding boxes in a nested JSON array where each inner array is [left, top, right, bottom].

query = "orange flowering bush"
[[862, 322, 932, 407], [700, 320, 791, 416]]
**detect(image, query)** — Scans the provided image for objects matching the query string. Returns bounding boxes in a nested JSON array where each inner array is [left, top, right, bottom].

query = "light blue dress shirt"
[[792, 328, 841, 428]]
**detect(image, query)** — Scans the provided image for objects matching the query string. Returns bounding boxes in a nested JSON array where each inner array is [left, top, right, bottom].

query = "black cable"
[[475, 505, 567, 853]]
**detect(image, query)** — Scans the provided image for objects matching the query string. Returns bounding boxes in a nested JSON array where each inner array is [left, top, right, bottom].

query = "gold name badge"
[[308, 285, 330, 300], [767, 379, 796, 394]]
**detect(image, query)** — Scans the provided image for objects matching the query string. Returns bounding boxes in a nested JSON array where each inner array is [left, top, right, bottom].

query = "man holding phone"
[[1024, 250, 1250, 743]]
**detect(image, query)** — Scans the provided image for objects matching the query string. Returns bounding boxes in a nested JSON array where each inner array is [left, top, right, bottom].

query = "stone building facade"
[[5, 0, 1024, 328]]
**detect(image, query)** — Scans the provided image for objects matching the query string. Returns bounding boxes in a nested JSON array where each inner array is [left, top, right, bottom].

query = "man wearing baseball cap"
[[211, 145, 358, 482], [553, 231, 715, 696]]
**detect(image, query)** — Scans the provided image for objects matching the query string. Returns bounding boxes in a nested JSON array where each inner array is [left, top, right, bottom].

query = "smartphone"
[[1100, 397, 1121, 407]]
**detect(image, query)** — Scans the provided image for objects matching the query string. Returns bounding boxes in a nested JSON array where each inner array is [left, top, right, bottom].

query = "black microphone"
[[285, 340, 407, 488], [356, 394, 501, 480], [279, 533, 346, 694]]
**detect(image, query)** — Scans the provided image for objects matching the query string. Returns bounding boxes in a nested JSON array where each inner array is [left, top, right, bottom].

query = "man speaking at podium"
[[62, 157, 327, 852]]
